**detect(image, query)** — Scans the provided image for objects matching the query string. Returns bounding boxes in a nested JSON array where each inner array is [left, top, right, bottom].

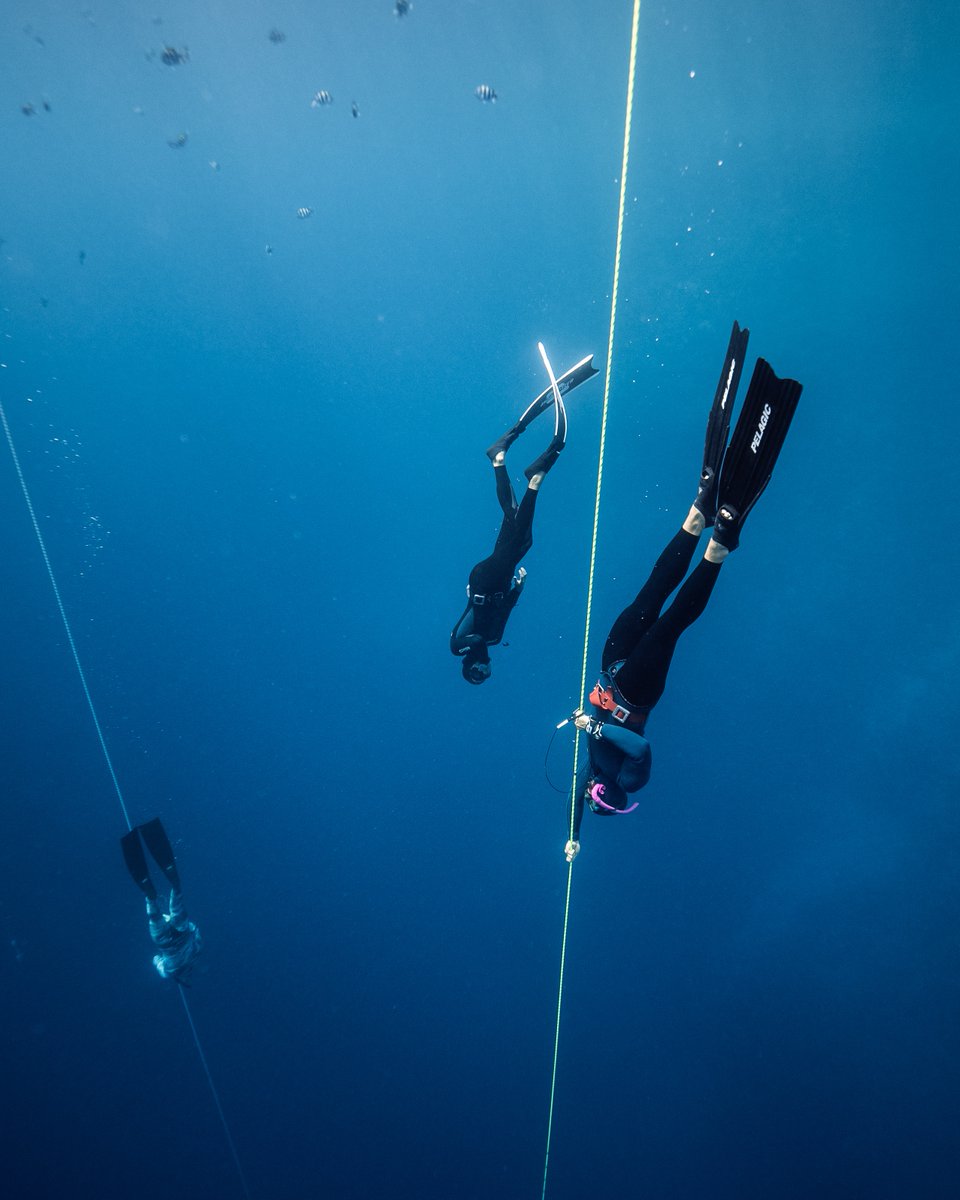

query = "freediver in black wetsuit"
[[563, 323, 803, 860], [450, 350, 598, 684], [121, 818, 202, 984]]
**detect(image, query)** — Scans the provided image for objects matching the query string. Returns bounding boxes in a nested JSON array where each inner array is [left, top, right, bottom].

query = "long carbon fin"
[[139, 818, 182, 891], [515, 353, 598, 430], [120, 829, 157, 900], [487, 353, 596, 462], [714, 358, 802, 545], [695, 320, 750, 522]]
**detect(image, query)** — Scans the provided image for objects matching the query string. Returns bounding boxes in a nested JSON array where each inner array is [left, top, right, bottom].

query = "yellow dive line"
[[540, 2, 643, 1197]]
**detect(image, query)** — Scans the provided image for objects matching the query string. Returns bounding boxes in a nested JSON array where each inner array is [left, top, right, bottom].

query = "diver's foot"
[[523, 440, 563, 482], [486, 430, 518, 462], [712, 504, 742, 552]]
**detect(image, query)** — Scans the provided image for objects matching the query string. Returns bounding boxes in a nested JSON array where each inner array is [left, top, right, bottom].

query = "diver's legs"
[[493, 462, 518, 517], [167, 889, 187, 927], [121, 830, 157, 901], [507, 485, 539, 558], [488, 494, 535, 569], [602, 528, 699, 669], [146, 895, 165, 940], [612, 556, 722, 709]]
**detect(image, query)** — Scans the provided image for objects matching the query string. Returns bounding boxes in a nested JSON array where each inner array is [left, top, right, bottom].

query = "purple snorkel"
[[589, 782, 639, 815]]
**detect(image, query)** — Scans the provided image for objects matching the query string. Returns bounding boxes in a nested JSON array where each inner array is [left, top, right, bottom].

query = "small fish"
[[351, 100, 359, 118], [42, 98, 51, 113], [296, 207, 313, 219], [268, 28, 286, 44], [311, 90, 333, 108], [475, 84, 497, 103], [395, 0, 412, 16], [167, 132, 188, 148]]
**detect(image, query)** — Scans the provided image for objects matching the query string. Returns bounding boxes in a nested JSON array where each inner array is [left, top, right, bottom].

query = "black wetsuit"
[[572, 526, 721, 837], [450, 464, 538, 664]]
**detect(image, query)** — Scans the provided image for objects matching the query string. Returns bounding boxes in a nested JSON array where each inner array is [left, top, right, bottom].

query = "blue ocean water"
[[2, 2, 958, 1197]]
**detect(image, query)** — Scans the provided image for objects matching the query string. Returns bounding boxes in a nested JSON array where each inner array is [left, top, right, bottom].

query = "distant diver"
[[311, 90, 333, 108], [395, 1, 412, 17], [563, 322, 802, 861], [160, 45, 189, 66], [475, 84, 497, 103], [451, 348, 598, 685], [121, 818, 202, 984]]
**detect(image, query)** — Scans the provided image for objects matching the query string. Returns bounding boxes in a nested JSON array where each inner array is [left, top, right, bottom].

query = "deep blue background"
[[2, 2, 958, 1198]]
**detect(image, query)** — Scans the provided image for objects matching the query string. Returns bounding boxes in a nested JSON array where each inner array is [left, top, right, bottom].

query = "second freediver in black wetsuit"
[[450, 350, 598, 684], [121, 818, 202, 984], [563, 322, 803, 860]]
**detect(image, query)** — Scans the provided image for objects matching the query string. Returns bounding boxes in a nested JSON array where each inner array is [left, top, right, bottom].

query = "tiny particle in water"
[[351, 100, 359, 118], [160, 45, 189, 66], [395, 0, 412, 16], [265, 244, 273, 254], [689, 70, 696, 78], [21, 102, 36, 116], [167, 131, 188, 148], [209, 160, 220, 171], [268, 28, 286, 43], [78, 250, 86, 265], [475, 84, 497, 103], [311, 90, 333, 108], [296, 207, 313, 219]]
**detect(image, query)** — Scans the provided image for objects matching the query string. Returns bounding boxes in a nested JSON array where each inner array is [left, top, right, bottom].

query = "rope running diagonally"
[[0, 398, 252, 1200], [540, 2, 643, 1197]]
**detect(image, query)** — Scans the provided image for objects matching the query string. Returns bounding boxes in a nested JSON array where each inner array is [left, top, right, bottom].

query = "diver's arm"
[[597, 723, 652, 792], [450, 603, 477, 656]]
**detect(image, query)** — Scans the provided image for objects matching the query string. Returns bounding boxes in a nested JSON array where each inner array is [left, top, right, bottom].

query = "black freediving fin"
[[138, 818, 182, 892], [694, 320, 750, 525], [486, 353, 598, 461], [518, 352, 598, 426], [713, 357, 802, 550], [120, 829, 157, 901], [523, 341, 568, 480]]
